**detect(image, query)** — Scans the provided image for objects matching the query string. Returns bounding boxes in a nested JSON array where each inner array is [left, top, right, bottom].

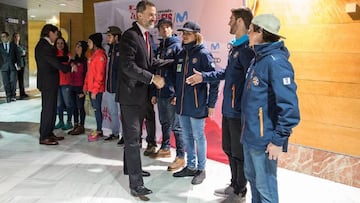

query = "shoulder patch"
[[283, 77, 291, 85]]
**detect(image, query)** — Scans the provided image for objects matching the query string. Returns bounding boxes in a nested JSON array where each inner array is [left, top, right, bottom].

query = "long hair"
[[54, 37, 69, 56], [195, 32, 203, 46]]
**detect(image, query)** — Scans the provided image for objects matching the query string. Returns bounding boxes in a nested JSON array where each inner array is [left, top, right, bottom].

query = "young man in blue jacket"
[[186, 7, 254, 203], [242, 14, 300, 203], [150, 18, 185, 171]]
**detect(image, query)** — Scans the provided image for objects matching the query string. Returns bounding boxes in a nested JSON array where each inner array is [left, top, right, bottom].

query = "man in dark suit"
[[115, 0, 165, 198], [35, 24, 70, 145], [0, 31, 21, 103]]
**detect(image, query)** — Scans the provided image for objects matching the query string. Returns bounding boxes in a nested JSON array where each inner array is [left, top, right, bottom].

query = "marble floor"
[[0, 93, 360, 203]]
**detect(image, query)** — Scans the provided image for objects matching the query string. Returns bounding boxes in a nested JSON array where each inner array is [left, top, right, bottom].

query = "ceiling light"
[[30, 15, 36, 18], [59, 3, 66, 6]]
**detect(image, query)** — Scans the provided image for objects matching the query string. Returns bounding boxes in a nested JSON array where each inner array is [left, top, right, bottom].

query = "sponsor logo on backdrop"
[[210, 42, 220, 52], [175, 11, 188, 23]]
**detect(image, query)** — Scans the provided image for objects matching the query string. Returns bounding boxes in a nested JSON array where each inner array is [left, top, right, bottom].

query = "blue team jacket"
[[202, 36, 254, 118], [241, 41, 300, 152], [155, 35, 182, 99], [106, 43, 120, 93], [174, 42, 219, 118]]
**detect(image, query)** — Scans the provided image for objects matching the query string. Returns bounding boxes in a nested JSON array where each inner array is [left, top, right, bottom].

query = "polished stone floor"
[[0, 92, 359, 202]]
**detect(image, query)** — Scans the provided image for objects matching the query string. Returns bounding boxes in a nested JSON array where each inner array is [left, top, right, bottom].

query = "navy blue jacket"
[[174, 42, 219, 118], [241, 41, 300, 152], [106, 42, 120, 93], [155, 35, 182, 98], [202, 36, 254, 118]]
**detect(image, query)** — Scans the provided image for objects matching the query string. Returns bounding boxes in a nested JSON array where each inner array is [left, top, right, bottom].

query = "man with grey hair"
[[115, 0, 165, 199]]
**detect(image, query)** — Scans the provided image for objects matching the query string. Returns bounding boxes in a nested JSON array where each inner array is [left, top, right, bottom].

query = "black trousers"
[[144, 100, 156, 145], [1, 69, 17, 99], [39, 89, 58, 140], [121, 104, 147, 189], [222, 116, 247, 194], [17, 68, 26, 96]]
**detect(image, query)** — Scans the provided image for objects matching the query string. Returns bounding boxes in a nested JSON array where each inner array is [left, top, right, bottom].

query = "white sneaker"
[[214, 185, 234, 197], [220, 192, 245, 203]]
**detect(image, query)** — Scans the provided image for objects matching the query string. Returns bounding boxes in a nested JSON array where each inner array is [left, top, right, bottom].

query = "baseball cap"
[[177, 21, 201, 33], [156, 18, 173, 28], [252, 14, 285, 39], [103, 26, 122, 35]]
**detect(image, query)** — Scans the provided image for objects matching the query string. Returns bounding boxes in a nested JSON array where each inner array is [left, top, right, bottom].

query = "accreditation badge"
[[176, 64, 182, 72]]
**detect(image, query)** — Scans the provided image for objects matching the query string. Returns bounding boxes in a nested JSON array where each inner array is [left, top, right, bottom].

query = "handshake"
[[152, 75, 165, 89]]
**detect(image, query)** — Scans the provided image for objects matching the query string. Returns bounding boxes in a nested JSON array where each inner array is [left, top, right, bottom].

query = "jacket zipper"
[[259, 107, 264, 137], [180, 51, 189, 114], [194, 87, 198, 108], [231, 84, 235, 108]]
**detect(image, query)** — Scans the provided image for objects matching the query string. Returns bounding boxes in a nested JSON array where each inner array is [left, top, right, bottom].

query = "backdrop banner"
[[95, 0, 245, 163]]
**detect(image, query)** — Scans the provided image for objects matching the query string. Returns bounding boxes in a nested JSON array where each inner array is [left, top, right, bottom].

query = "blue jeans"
[[90, 92, 103, 132], [57, 85, 73, 122], [179, 115, 206, 170], [158, 97, 184, 158], [243, 144, 278, 203], [107, 92, 122, 135]]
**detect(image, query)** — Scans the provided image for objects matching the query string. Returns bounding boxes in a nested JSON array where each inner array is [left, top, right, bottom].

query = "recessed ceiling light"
[[59, 3, 66, 6], [30, 15, 36, 18]]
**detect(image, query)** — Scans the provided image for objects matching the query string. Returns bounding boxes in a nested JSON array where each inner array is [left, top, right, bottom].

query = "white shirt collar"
[[44, 37, 52, 45], [136, 22, 148, 40]]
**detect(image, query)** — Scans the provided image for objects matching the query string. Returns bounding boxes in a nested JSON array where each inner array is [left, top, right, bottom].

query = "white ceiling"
[[0, 0, 83, 21]]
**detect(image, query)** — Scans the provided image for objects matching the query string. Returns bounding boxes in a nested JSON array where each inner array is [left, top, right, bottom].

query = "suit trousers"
[[120, 104, 147, 189], [1, 69, 17, 99], [17, 68, 26, 96], [144, 100, 156, 145], [39, 88, 58, 140]]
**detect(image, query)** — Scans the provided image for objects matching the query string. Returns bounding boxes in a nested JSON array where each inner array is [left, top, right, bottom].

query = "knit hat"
[[252, 14, 285, 39], [177, 21, 201, 33], [88, 33, 103, 48]]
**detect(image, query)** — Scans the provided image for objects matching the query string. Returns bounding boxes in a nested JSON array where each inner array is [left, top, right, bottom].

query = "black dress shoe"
[[39, 138, 59, 145], [130, 186, 152, 197], [20, 94, 29, 99], [124, 170, 151, 177], [50, 135, 65, 141]]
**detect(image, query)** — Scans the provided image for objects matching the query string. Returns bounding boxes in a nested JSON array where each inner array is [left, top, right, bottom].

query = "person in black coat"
[[0, 31, 21, 103], [115, 0, 165, 198], [35, 24, 70, 145]]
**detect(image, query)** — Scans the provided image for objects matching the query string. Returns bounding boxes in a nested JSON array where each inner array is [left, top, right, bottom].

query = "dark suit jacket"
[[0, 41, 20, 72], [35, 38, 69, 92], [116, 22, 154, 106]]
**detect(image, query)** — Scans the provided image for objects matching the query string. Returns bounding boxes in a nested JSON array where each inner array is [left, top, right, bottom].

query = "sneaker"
[[173, 166, 197, 177], [54, 121, 64, 129], [88, 130, 102, 142], [117, 136, 124, 145], [62, 121, 73, 130], [69, 125, 85, 135], [104, 134, 119, 141], [143, 144, 156, 156], [214, 185, 234, 197], [151, 149, 171, 158], [167, 157, 185, 171], [191, 170, 206, 185], [220, 192, 246, 203]]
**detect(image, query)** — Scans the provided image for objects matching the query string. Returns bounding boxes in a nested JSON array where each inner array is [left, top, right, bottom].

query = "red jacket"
[[83, 48, 107, 95], [57, 50, 72, 86]]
